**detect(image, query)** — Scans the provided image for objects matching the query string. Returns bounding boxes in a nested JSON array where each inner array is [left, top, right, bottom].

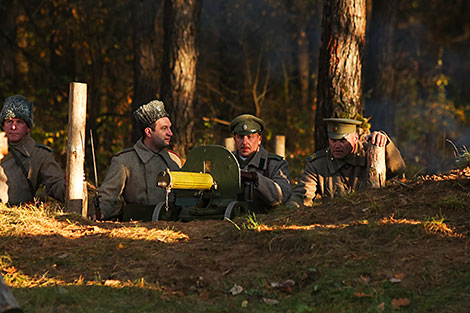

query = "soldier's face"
[[234, 133, 261, 158], [328, 132, 358, 159], [145, 117, 173, 151], [3, 118, 30, 143]]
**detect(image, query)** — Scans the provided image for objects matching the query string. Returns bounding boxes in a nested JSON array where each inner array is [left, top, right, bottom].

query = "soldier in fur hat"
[[288, 118, 405, 207], [98, 100, 182, 220], [229, 114, 291, 213], [0, 95, 65, 204]]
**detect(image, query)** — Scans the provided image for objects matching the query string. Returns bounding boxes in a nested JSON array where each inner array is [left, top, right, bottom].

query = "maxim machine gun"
[[152, 145, 249, 221]]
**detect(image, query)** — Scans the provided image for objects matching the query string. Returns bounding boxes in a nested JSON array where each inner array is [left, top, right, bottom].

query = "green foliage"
[[0, 0, 469, 179]]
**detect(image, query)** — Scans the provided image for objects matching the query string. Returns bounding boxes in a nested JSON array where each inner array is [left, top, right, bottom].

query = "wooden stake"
[[275, 135, 286, 158], [225, 137, 235, 152], [66, 82, 87, 216], [367, 144, 386, 188]]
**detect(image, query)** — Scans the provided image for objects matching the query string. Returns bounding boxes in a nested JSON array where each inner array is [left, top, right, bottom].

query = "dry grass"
[[0, 168, 469, 312]]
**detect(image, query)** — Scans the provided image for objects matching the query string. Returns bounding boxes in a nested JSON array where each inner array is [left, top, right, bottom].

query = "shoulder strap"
[[36, 143, 53, 152], [267, 153, 283, 161], [307, 149, 328, 162], [114, 147, 135, 157], [9, 148, 35, 199]]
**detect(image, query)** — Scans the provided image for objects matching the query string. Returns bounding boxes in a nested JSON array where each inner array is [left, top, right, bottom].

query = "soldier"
[[98, 100, 182, 220], [288, 118, 405, 207], [229, 114, 291, 213], [0, 95, 65, 204]]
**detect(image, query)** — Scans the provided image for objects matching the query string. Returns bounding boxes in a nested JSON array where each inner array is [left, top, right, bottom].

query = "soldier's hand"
[[286, 201, 300, 210], [240, 170, 257, 183], [367, 131, 388, 147]]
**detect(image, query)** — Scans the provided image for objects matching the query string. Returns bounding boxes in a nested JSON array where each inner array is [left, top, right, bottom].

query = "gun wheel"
[[224, 201, 247, 220], [153, 202, 173, 221]]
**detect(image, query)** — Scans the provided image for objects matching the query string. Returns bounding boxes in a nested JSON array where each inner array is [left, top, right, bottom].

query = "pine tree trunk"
[[161, 0, 202, 157], [0, 0, 18, 87], [131, 0, 160, 143], [314, 0, 366, 150]]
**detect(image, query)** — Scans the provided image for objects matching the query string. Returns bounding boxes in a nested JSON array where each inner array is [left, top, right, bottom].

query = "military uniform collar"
[[236, 145, 268, 170], [326, 146, 366, 173], [8, 133, 35, 158], [134, 138, 172, 164]]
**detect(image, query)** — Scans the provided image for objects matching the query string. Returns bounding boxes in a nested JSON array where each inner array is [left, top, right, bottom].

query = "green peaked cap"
[[324, 118, 361, 139], [229, 114, 265, 135]]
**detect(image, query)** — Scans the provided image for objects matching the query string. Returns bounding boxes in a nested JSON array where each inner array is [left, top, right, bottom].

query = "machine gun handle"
[[240, 170, 258, 184]]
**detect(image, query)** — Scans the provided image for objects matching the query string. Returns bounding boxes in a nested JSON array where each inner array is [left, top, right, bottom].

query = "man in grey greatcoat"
[[229, 114, 291, 213], [98, 100, 182, 220], [288, 118, 405, 207], [0, 95, 65, 204]]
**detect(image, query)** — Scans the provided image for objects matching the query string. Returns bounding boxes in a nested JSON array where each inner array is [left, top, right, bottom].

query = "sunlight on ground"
[[0, 203, 190, 243], [253, 215, 466, 239]]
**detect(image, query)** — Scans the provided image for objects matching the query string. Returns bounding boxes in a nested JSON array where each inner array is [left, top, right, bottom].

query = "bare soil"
[[2, 168, 470, 307]]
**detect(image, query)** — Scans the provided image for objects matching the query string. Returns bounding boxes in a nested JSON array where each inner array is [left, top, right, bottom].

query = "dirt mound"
[[1, 168, 469, 311]]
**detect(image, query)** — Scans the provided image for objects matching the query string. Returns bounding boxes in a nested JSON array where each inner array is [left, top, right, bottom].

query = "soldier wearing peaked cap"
[[0, 95, 65, 204], [288, 118, 405, 207], [98, 100, 182, 220], [229, 114, 291, 213]]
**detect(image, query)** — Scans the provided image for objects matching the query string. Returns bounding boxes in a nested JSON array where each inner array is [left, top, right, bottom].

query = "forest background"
[[0, 0, 469, 183]]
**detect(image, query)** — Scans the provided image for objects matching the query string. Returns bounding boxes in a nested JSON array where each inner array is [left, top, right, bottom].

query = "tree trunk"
[[296, 12, 310, 109], [0, 0, 18, 88], [161, 0, 202, 157], [131, 0, 160, 143], [364, 0, 398, 136], [314, 0, 366, 150]]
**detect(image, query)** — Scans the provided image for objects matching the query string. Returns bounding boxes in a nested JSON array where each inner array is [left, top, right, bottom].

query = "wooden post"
[[275, 135, 286, 158], [225, 137, 235, 152], [66, 82, 87, 216], [0, 132, 8, 160], [0, 275, 22, 313], [366, 144, 386, 188]]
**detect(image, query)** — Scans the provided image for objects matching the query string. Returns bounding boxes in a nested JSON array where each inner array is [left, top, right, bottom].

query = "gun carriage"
[[152, 145, 249, 221]]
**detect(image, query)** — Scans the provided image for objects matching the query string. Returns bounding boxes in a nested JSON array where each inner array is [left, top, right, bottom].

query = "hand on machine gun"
[[240, 170, 258, 184]]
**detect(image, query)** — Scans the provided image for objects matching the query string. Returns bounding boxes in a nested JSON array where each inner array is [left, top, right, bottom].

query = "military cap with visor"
[[133, 99, 169, 130], [229, 114, 265, 136], [324, 118, 361, 140]]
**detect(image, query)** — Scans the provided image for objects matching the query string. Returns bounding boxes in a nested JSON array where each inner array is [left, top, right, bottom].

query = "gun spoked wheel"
[[224, 201, 248, 220], [152, 202, 166, 221], [152, 202, 179, 221]]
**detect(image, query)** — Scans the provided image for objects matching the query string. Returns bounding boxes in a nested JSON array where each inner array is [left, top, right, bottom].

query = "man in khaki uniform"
[[0, 95, 65, 204], [98, 100, 182, 220], [289, 118, 405, 207], [229, 114, 291, 213]]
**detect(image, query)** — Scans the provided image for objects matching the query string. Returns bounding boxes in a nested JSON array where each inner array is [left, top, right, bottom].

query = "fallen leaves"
[[270, 279, 296, 293], [353, 291, 369, 298], [229, 284, 243, 296], [392, 297, 411, 309], [359, 275, 370, 284], [117, 242, 126, 249], [389, 272, 405, 283], [262, 297, 279, 305]]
